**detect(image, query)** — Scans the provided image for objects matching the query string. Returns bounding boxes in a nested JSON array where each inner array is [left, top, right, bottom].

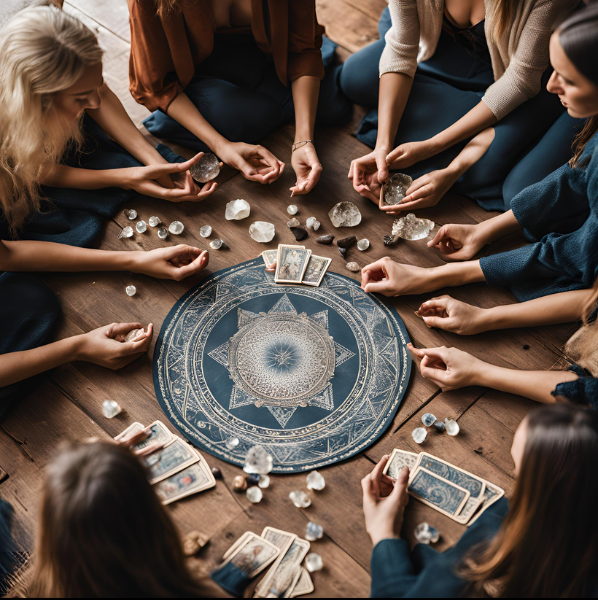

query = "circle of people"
[[0, 0, 597, 597]]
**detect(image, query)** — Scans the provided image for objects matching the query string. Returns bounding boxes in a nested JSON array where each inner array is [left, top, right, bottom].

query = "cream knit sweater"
[[379, 0, 578, 120]]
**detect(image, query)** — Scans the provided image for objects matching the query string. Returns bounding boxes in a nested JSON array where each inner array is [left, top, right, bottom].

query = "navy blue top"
[[480, 132, 598, 302], [553, 364, 598, 409], [442, 15, 491, 66]]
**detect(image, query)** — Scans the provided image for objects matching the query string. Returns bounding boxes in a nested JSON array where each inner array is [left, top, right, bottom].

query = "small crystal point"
[[305, 553, 323, 573], [306, 217, 320, 230], [246, 486, 263, 504], [434, 421, 446, 433], [225, 199, 251, 221], [422, 413, 436, 427], [149, 216, 161, 227], [412, 427, 427, 444], [383, 173, 413, 206], [258, 474, 270, 489], [200, 225, 212, 238], [306, 471, 325, 491], [244, 445, 273, 475], [157, 227, 168, 239], [287, 205, 298, 215], [317, 234, 335, 245], [329, 201, 362, 228], [124, 209, 137, 220], [289, 490, 312, 508], [305, 522, 324, 541], [125, 285, 137, 297], [249, 222, 275, 243], [445, 418, 460, 436], [102, 399, 122, 419], [392, 214, 435, 241], [290, 227, 308, 241], [287, 218, 300, 228], [414, 522, 440, 545], [209, 239, 227, 250], [169, 221, 185, 235], [383, 235, 397, 246], [357, 239, 370, 251], [136, 220, 147, 233], [189, 153, 221, 183], [346, 262, 360, 273], [225, 436, 239, 450], [118, 226, 134, 239]]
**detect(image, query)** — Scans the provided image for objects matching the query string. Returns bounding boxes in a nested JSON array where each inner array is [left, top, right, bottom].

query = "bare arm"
[[376, 72, 414, 154]]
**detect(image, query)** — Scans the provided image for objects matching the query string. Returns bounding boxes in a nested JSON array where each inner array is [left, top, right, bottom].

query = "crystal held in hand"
[[382, 173, 413, 206], [392, 213, 435, 241], [414, 522, 440, 545], [190, 152, 221, 183], [169, 221, 185, 235], [305, 553, 323, 573], [244, 445, 273, 475], [412, 427, 427, 444], [306, 471, 325, 491], [246, 486, 263, 504], [225, 199, 251, 221], [289, 490, 311, 508], [305, 522, 324, 541], [102, 399, 122, 419], [249, 221, 275, 243]]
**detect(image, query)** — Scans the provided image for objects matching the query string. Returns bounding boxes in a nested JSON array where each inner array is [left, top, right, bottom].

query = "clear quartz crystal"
[[209, 239, 226, 250], [246, 486, 263, 504], [189, 153, 220, 183], [102, 399, 122, 419], [328, 201, 362, 228], [157, 227, 168, 239], [306, 471, 325, 491], [445, 418, 460, 436], [305, 553, 323, 573], [287, 218, 301, 228], [412, 427, 427, 444], [244, 445, 273, 475], [258, 474, 270, 489], [200, 225, 212, 238], [383, 173, 413, 206], [124, 209, 137, 220], [392, 213, 435, 241], [118, 226, 134, 239], [136, 220, 147, 233], [305, 522, 324, 541], [124, 328, 144, 342], [225, 437, 239, 450], [225, 199, 251, 220], [306, 217, 320, 230], [357, 239, 370, 251], [125, 285, 137, 297], [422, 413, 436, 427], [249, 222, 275, 243], [169, 221, 185, 235], [287, 205, 298, 215], [289, 490, 312, 508], [414, 522, 440, 545], [149, 216, 161, 227]]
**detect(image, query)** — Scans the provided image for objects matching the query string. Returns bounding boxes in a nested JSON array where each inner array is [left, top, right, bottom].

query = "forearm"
[[40, 164, 130, 190], [429, 260, 486, 290], [445, 128, 496, 181], [376, 72, 413, 151], [475, 210, 521, 244], [0, 336, 82, 387], [291, 76, 319, 142]]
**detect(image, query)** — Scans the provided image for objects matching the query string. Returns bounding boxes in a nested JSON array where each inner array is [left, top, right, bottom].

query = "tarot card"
[[261, 527, 296, 553], [114, 421, 144, 442], [222, 532, 280, 579], [120, 420, 174, 452], [384, 449, 419, 480], [290, 568, 314, 598], [154, 459, 216, 505], [255, 538, 310, 598], [467, 482, 505, 526], [408, 467, 470, 519], [275, 245, 311, 285], [262, 249, 279, 269], [302, 255, 332, 287], [223, 532, 253, 561], [144, 437, 199, 484], [283, 567, 303, 599]]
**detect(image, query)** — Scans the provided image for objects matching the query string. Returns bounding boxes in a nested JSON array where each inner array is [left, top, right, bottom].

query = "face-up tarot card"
[[384, 449, 419, 480], [222, 532, 280, 579], [275, 245, 311, 285], [290, 567, 314, 598], [154, 459, 215, 505], [302, 255, 332, 287], [144, 437, 199, 484]]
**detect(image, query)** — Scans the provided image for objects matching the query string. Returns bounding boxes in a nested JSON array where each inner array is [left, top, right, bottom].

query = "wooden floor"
[[0, 1, 576, 597]]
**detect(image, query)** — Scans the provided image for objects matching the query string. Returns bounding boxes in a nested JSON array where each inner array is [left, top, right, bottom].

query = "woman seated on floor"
[[344, 0, 580, 213], [127, 0, 352, 196], [361, 4, 598, 311], [363, 403, 598, 598], [0, 4, 210, 418]]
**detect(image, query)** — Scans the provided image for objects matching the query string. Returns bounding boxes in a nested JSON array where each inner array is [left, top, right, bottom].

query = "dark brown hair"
[[29, 442, 215, 598], [461, 404, 598, 597]]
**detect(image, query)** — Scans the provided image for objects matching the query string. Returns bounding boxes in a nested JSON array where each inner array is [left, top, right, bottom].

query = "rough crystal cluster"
[[305, 522, 324, 541], [445, 418, 460, 436], [306, 217, 320, 230], [244, 445, 273, 475], [412, 427, 427, 444], [287, 205, 298, 215], [382, 173, 413, 206], [246, 486, 263, 504], [357, 239, 370, 251], [200, 225, 212, 238], [422, 413, 436, 427], [125, 285, 137, 297], [169, 221, 185, 235], [225, 199, 251, 220], [249, 222, 275, 243], [289, 490, 311, 508], [287, 218, 300, 228], [118, 226, 134, 239], [102, 399, 122, 419], [392, 214, 434, 241], [414, 522, 440, 545], [136, 220, 147, 233], [305, 553, 323, 573], [306, 471, 325, 491], [328, 202, 362, 228], [124, 209, 137, 220], [190, 153, 221, 183], [209, 239, 227, 250], [149, 216, 161, 227]]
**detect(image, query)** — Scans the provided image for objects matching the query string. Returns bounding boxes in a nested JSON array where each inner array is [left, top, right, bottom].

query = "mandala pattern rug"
[[153, 259, 412, 473]]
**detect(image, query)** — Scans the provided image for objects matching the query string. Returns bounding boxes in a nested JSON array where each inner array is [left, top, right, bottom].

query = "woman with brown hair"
[[28, 442, 227, 598], [127, 0, 352, 197], [363, 403, 598, 597]]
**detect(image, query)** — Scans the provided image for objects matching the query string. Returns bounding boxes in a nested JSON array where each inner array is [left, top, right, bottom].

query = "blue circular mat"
[[153, 258, 412, 473]]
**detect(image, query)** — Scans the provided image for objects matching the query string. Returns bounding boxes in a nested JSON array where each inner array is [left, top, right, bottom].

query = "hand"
[[265, 261, 277, 274], [132, 246, 209, 281], [348, 147, 390, 204], [408, 343, 486, 391], [362, 455, 409, 546], [381, 169, 458, 215], [290, 143, 322, 196], [115, 425, 168, 457], [361, 257, 437, 297], [386, 140, 437, 171], [75, 322, 154, 370], [427, 223, 486, 261], [219, 142, 285, 184], [416, 295, 487, 335]]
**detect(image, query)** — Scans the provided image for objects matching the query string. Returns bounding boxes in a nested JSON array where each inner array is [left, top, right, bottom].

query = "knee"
[[339, 52, 380, 106]]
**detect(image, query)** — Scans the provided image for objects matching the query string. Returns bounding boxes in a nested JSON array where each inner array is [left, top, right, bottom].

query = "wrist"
[[211, 136, 231, 157], [369, 527, 401, 547], [474, 362, 503, 388], [430, 261, 484, 289], [67, 334, 88, 362], [125, 251, 144, 273]]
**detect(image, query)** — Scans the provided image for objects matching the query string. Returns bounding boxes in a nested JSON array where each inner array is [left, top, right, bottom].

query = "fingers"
[[417, 297, 450, 316], [146, 154, 204, 178], [407, 343, 426, 359], [427, 225, 453, 249], [169, 250, 210, 281], [195, 181, 218, 200], [370, 455, 389, 490], [118, 427, 151, 447], [375, 154, 389, 186], [105, 322, 143, 340], [364, 280, 394, 296], [291, 164, 323, 196], [265, 260, 277, 274], [361, 473, 376, 504]]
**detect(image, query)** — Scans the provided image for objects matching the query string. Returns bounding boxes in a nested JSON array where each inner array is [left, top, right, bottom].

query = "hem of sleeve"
[[379, 44, 417, 79], [481, 90, 525, 122], [130, 83, 182, 114], [288, 53, 325, 83]]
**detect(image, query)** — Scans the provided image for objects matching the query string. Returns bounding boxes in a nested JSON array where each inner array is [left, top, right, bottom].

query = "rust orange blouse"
[[128, 0, 326, 113]]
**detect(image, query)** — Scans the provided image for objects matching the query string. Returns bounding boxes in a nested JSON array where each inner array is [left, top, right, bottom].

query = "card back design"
[[409, 467, 470, 517]]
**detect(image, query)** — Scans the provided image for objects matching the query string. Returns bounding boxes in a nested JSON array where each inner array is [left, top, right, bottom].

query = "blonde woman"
[[0, 4, 211, 418]]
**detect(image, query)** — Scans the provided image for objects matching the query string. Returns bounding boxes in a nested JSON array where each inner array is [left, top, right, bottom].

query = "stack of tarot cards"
[[219, 527, 315, 598], [115, 420, 216, 505], [384, 449, 505, 526], [262, 244, 332, 287]]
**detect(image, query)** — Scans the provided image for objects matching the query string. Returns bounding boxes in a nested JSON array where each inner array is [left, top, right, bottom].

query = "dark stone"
[[211, 467, 223, 479], [337, 235, 356, 258], [246, 473, 261, 486], [316, 234, 335, 245], [290, 227, 308, 241], [383, 235, 396, 247], [433, 421, 445, 433], [523, 344, 530, 350]]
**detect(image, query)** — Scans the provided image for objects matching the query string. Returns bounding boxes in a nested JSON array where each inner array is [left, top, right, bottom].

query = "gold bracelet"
[[292, 140, 314, 153]]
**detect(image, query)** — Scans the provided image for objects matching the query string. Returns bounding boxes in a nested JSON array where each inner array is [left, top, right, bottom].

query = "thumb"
[[376, 154, 389, 185], [422, 315, 450, 330]]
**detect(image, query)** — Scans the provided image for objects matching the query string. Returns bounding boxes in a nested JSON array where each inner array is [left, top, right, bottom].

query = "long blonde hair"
[[154, 0, 181, 18], [0, 3, 103, 236], [486, 0, 515, 45]]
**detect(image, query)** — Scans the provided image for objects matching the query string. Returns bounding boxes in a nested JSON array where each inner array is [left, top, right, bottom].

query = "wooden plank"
[[65, 0, 131, 42]]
